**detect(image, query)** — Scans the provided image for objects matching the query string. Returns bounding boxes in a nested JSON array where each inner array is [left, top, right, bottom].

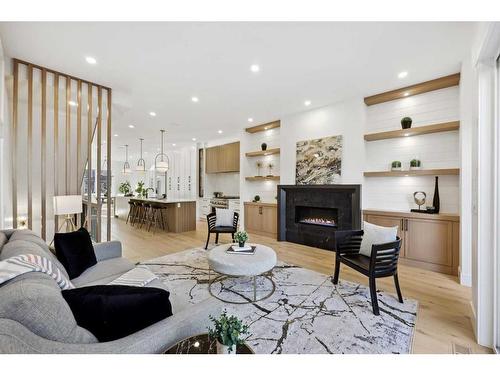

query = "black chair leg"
[[231, 233, 235, 241], [215, 233, 219, 244], [393, 273, 403, 303], [369, 277, 380, 315], [332, 258, 340, 285], [205, 233, 210, 250]]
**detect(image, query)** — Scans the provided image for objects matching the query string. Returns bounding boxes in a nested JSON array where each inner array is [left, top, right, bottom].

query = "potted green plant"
[[401, 116, 412, 129], [208, 310, 249, 354], [234, 231, 248, 248], [410, 158, 422, 170], [391, 160, 402, 171], [135, 181, 146, 197], [118, 181, 133, 196], [253, 195, 261, 203]]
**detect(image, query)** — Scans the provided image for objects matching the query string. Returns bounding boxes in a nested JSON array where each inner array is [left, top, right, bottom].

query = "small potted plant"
[[118, 181, 133, 197], [401, 116, 412, 129], [208, 310, 249, 354], [135, 181, 146, 197], [253, 195, 261, 203], [410, 158, 422, 170], [391, 160, 402, 171], [234, 231, 248, 248], [261, 142, 267, 151], [267, 162, 274, 176], [256, 160, 263, 176]]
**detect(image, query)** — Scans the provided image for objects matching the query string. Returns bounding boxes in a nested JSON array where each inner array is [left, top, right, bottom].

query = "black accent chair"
[[205, 212, 239, 250], [332, 229, 403, 315]]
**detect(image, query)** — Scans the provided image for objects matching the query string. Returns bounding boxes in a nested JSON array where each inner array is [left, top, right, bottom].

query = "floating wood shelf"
[[364, 73, 460, 106], [245, 120, 280, 133], [364, 168, 460, 177], [245, 148, 280, 157], [245, 176, 280, 181], [364, 121, 460, 141]]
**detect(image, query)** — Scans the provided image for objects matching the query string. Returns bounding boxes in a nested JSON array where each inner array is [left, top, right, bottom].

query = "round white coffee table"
[[207, 243, 277, 304]]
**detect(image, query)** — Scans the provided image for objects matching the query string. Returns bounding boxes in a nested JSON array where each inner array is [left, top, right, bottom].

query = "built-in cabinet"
[[205, 142, 240, 173], [162, 148, 196, 201], [244, 202, 277, 238], [363, 210, 459, 275]]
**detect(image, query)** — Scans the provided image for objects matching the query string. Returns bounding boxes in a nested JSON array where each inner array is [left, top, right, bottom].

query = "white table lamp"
[[53, 195, 83, 232]]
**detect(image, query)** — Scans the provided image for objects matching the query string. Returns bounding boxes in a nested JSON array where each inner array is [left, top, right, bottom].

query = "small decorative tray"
[[226, 245, 256, 255]]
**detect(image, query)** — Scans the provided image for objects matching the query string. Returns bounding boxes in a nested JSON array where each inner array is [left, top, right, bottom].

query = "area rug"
[[141, 248, 418, 354]]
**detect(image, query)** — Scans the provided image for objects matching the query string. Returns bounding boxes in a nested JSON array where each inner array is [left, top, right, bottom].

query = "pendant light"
[[155, 129, 170, 174], [122, 145, 132, 174], [136, 138, 146, 172]]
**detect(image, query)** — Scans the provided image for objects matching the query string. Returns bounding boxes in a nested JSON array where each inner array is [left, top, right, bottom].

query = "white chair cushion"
[[359, 221, 398, 257], [215, 208, 234, 227]]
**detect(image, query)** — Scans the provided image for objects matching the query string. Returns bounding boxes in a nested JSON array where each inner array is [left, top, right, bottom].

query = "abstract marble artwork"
[[141, 248, 418, 354], [296, 134, 343, 185]]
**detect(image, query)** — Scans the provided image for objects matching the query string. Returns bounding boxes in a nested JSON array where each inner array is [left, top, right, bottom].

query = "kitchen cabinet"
[[205, 142, 240, 173], [244, 202, 277, 238], [163, 148, 196, 201], [199, 198, 211, 220], [363, 210, 459, 275]]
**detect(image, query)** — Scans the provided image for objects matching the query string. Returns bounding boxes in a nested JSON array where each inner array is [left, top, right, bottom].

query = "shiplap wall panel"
[[364, 86, 460, 213]]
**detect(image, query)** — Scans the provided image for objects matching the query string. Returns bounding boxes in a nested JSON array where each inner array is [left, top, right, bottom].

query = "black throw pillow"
[[62, 285, 172, 342], [54, 227, 97, 279]]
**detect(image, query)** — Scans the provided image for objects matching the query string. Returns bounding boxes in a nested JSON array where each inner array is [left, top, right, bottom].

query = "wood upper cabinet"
[[363, 210, 459, 275], [244, 202, 277, 238], [205, 142, 240, 173]]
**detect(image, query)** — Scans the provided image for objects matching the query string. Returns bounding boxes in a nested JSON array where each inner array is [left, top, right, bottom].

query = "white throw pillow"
[[359, 221, 398, 257], [215, 208, 234, 227]]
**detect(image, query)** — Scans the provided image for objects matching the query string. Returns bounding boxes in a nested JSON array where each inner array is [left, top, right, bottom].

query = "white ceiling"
[[0, 22, 475, 161]]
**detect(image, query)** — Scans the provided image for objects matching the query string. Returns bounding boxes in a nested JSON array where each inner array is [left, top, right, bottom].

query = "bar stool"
[[148, 204, 168, 233], [138, 202, 152, 229], [126, 201, 136, 225]]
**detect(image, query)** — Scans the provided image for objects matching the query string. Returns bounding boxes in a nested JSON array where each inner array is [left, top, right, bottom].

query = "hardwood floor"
[[109, 217, 491, 354]]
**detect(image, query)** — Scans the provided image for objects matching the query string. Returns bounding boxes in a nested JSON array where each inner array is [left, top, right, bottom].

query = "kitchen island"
[[115, 196, 196, 233]]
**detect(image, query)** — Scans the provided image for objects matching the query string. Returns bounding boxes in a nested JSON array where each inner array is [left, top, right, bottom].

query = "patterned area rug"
[[141, 248, 418, 354]]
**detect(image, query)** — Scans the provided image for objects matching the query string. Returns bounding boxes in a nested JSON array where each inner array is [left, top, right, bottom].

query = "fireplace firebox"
[[277, 185, 361, 251]]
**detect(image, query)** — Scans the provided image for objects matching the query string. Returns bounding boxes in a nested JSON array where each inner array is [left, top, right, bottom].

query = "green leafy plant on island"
[[391, 161, 402, 170], [208, 310, 249, 354], [118, 181, 133, 196], [135, 181, 147, 197], [234, 231, 248, 247]]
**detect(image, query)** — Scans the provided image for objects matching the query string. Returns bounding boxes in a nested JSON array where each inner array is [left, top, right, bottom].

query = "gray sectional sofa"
[[0, 229, 220, 353]]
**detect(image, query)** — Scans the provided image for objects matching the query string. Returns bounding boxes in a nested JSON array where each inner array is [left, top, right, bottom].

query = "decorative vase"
[[238, 241, 245, 248], [432, 176, 440, 213], [401, 117, 412, 129], [216, 341, 236, 354], [261, 143, 267, 151]]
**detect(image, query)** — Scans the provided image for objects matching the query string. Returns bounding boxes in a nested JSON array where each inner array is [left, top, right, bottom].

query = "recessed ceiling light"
[[114, 134, 119, 137], [192, 138, 197, 142], [68, 100, 77, 107], [218, 130, 223, 134], [191, 97, 199, 103], [398, 71, 408, 79], [85, 56, 97, 65], [403, 92, 409, 97], [128, 124, 135, 128], [250, 64, 260, 73], [172, 143, 176, 147], [248, 118, 254, 123], [149, 111, 157, 117], [304, 100, 311, 106]]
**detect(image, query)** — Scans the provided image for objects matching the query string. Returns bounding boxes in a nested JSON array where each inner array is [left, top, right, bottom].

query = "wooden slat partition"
[[364, 73, 460, 106], [10, 58, 112, 242]]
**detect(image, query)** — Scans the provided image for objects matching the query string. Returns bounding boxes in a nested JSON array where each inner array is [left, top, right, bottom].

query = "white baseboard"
[[460, 272, 472, 287]]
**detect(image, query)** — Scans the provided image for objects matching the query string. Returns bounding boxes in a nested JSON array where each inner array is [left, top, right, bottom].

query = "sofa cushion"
[[0, 273, 98, 344], [1, 239, 70, 280], [71, 257, 135, 287], [54, 228, 97, 279], [62, 285, 172, 342]]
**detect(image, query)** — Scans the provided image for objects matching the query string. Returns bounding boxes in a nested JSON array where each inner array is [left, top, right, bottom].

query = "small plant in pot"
[[391, 160, 402, 171], [410, 158, 422, 170], [401, 116, 412, 129], [253, 195, 261, 203], [234, 231, 248, 248], [118, 181, 133, 197], [208, 310, 249, 354]]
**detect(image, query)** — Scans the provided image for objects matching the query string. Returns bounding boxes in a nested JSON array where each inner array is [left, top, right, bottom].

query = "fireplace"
[[277, 185, 361, 251]]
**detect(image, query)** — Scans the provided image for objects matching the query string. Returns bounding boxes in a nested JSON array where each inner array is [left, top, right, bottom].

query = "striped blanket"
[[0, 254, 159, 290]]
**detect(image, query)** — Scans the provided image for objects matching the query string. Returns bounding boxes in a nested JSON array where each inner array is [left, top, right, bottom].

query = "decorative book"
[[226, 245, 257, 255]]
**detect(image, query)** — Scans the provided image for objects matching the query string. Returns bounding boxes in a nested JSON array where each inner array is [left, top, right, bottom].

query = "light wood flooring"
[[109, 218, 491, 354]]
